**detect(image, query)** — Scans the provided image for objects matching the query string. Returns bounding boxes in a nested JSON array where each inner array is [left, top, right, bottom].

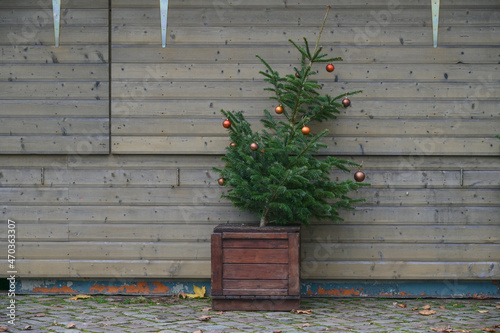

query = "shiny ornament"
[[275, 105, 284, 114], [230, 142, 236, 147], [301, 126, 310, 135], [218, 178, 225, 186], [222, 119, 231, 128], [250, 143, 259, 151], [295, 72, 301, 78], [354, 170, 365, 182], [326, 64, 335, 72], [342, 98, 351, 107]]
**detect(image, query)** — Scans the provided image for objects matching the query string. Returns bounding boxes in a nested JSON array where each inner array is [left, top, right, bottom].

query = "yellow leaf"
[[185, 285, 206, 299], [68, 295, 91, 301]]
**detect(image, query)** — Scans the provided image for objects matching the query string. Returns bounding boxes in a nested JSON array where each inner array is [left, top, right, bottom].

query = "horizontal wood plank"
[[223, 248, 289, 264], [111, 136, 499, 155], [223, 264, 288, 280], [300, 261, 500, 280]]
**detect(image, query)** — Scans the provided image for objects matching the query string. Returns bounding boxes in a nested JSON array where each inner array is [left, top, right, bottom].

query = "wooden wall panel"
[[0, 1, 109, 154], [0, 155, 498, 279], [0, 0, 498, 283]]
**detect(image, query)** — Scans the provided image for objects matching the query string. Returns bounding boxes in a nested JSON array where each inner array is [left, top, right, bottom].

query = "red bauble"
[[326, 64, 335, 72], [230, 142, 236, 147], [218, 178, 225, 186], [250, 143, 259, 151], [301, 126, 310, 135], [354, 171, 365, 182], [275, 105, 284, 114], [222, 119, 231, 128], [342, 98, 351, 107]]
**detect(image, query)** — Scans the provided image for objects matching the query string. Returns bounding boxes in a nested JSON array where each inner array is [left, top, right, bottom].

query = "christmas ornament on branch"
[[215, 6, 368, 227]]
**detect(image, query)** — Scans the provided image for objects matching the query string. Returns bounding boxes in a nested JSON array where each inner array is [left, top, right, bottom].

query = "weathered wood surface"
[[0, 0, 498, 282], [0, 2, 109, 154]]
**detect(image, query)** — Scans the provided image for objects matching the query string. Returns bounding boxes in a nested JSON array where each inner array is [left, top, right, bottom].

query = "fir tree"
[[214, 7, 368, 227]]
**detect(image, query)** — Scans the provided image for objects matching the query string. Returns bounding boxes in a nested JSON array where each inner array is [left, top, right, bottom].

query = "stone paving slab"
[[0, 294, 499, 333]]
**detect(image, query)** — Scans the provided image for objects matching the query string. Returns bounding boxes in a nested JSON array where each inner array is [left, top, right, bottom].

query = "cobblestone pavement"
[[1, 294, 499, 333]]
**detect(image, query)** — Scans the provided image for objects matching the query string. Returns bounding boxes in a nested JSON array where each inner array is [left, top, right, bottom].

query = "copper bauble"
[[218, 178, 225, 186], [275, 105, 284, 114], [354, 171, 365, 182], [250, 143, 259, 151], [342, 98, 351, 107], [326, 64, 335, 72], [301, 126, 310, 135], [222, 119, 231, 128], [295, 72, 301, 78]]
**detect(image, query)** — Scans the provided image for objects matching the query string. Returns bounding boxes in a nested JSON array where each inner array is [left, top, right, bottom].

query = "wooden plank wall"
[[0, 0, 109, 154], [0, 0, 499, 283]]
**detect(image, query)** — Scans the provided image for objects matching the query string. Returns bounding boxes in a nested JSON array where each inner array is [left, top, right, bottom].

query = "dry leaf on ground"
[[295, 309, 312, 314], [34, 314, 46, 317], [66, 323, 77, 329], [473, 294, 491, 300], [397, 303, 407, 308], [0, 326, 7, 332], [422, 304, 432, 310], [68, 295, 91, 301], [479, 310, 489, 313], [481, 329, 496, 332], [200, 307, 212, 312], [215, 311, 225, 315], [185, 285, 206, 299], [419, 310, 437, 316], [273, 331, 282, 333], [297, 323, 311, 328], [24, 325, 33, 330], [198, 315, 211, 321], [192, 331, 203, 333], [456, 330, 472, 333]]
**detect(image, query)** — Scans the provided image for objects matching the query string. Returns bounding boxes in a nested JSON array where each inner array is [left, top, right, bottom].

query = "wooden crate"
[[211, 224, 300, 311]]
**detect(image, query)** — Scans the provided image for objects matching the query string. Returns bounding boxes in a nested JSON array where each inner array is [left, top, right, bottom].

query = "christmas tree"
[[215, 7, 368, 227]]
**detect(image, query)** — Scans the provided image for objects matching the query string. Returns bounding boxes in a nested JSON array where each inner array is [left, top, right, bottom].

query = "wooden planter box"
[[211, 224, 300, 311]]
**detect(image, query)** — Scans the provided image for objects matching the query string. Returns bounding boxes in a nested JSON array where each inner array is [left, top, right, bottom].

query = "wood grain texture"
[[0, 0, 498, 282]]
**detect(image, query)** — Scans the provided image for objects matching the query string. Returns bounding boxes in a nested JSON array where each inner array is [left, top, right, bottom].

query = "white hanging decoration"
[[431, 0, 440, 48], [52, 0, 61, 47], [160, 0, 169, 47]]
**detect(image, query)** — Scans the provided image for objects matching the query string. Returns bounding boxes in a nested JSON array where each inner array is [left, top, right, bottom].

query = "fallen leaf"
[[178, 292, 187, 299], [422, 304, 432, 310], [34, 314, 46, 317], [0, 326, 7, 332], [295, 309, 312, 314], [68, 295, 91, 301], [273, 331, 282, 333], [398, 303, 407, 308], [412, 307, 419, 311], [481, 329, 495, 332], [496, 306, 500, 309], [419, 310, 437, 316], [473, 294, 491, 300], [185, 285, 206, 299], [198, 315, 211, 321], [479, 310, 489, 313], [495, 324, 500, 328], [440, 306, 446, 310], [456, 330, 472, 333], [24, 325, 33, 330], [200, 307, 212, 312], [297, 323, 311, 328], [430, 326, 455, 332], [66, 323, 77, 329], [192, 331, 203, 333], [215, 311, 225, 315]]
